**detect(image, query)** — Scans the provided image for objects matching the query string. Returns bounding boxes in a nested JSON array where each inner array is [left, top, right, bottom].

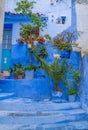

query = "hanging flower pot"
[[61, 49, 71, 58]]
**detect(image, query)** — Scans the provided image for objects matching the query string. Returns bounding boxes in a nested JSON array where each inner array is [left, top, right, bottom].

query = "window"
[[2, 24, 12, 49]]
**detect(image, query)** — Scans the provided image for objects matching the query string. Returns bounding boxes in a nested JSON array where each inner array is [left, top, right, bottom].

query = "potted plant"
[[36, 36, 45, 44], [14, 68, 24, 79], [67, 87, 77, 102], [24, 64, 40, 79], [9, 63, 24, 79], [52, 31, 76, 58], [15, 0, 45, 46], [53, 40, 72, 58], [40, 58, 68, 97]]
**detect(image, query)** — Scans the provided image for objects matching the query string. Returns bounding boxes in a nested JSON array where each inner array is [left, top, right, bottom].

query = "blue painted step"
[[0, 92, 14, 100], [0, 97, 87, 129], [0, 120, 88, 130], [0, 108, 87, 125]]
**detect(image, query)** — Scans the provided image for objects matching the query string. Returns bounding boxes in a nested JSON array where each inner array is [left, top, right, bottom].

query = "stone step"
[[0, 108, 85, 117], [0, 120, 88, 130], [0, 109, 87, 125], [0, 93, 14, 100], [0, 98, 81, 112]]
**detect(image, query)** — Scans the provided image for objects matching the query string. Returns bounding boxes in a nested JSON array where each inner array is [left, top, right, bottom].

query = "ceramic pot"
[[52, 91, 63, 98], [68, 94, 76, 102], [61, 50, 71, 58], [25, 70, 34, 79]]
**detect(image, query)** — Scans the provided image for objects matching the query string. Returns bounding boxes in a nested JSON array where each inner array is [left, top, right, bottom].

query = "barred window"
[[2, 24, 12, 49]]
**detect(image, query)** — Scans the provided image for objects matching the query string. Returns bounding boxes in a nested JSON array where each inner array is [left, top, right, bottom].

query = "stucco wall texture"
[[76, 1, 88, 49], [0, 0, 5, 70], [0, 0, 5, 44]]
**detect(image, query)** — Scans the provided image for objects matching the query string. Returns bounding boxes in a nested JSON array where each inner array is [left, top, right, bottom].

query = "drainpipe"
[[0, 0, 6, 70]]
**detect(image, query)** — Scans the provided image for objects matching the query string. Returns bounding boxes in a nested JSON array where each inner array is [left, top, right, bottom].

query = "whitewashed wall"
[[33, 0, 72, 37], [0, 0, 6, 44], [76, 1, 88, 49], [5, 0, 72, 40], [0, 0, 6, 70]]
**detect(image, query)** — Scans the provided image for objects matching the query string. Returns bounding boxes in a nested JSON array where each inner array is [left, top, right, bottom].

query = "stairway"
[[0, 96, 88, 130]]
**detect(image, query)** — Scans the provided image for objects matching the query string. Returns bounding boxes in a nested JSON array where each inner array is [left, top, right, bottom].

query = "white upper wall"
[[76, 1, 88, 49], [5, 0, 72, 40], [0, 0, 6, 44], [33, 0, 72, 37]]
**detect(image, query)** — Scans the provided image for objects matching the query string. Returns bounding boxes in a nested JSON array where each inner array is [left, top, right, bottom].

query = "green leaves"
[[15, 0, 44, 28], [24, 65, 40, 71], [40, 58, 68, 91], [52, 31, 76, 51], [71, 70, 80, 86], [67, 87, 77, 95], [15, 0, 35, 16], [9, 63, 24, 75]]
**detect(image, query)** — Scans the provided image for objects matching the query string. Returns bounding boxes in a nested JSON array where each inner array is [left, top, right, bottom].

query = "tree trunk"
[[52, 85, 62, 92]]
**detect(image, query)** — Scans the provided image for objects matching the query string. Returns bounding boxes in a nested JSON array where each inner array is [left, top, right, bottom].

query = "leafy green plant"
[[19, 24, 38, 44], [15, 0, 43, 27], [33, 45, 48, 66], [15, 68, 24, 75], [67, 87, 77, 95], [44, 34, 51, 40], [9, 63, 24, 75], [24, 64, 40, 71], [52, 31, 76, 51], [53, 40, 72, 51], [15, 0, 46, 46], [39, 58, 68, 92], [36, 45, 48, 59], [71, 70, 80, 86]]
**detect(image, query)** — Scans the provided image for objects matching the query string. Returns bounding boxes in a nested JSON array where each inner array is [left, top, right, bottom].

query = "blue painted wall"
[[0, 78, 51, 100], [80, 55, 88, 110], [0, 43, 80, 100]]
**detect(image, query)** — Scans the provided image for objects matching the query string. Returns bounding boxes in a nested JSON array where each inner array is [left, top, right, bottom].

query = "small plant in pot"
[[24, 64, 40, 79], [67, 87, 77, 102], [9, 63, 24, 79], [52, 31, 76, 58], [14, 68, 24, 79]]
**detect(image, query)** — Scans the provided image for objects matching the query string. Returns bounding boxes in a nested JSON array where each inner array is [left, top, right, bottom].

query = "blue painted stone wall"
[[0, 43, 80, 100], [11, 44, 29, 66], [80, 55, 88, 110], [0, 78, 51, 101]]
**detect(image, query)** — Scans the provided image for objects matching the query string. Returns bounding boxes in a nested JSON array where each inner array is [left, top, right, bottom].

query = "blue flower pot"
[[61, 50, 71, 58]]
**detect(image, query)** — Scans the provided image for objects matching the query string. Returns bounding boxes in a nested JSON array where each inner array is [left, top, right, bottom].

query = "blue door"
[[1, 24, 12, 70], [1, 49, 11, 71]]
